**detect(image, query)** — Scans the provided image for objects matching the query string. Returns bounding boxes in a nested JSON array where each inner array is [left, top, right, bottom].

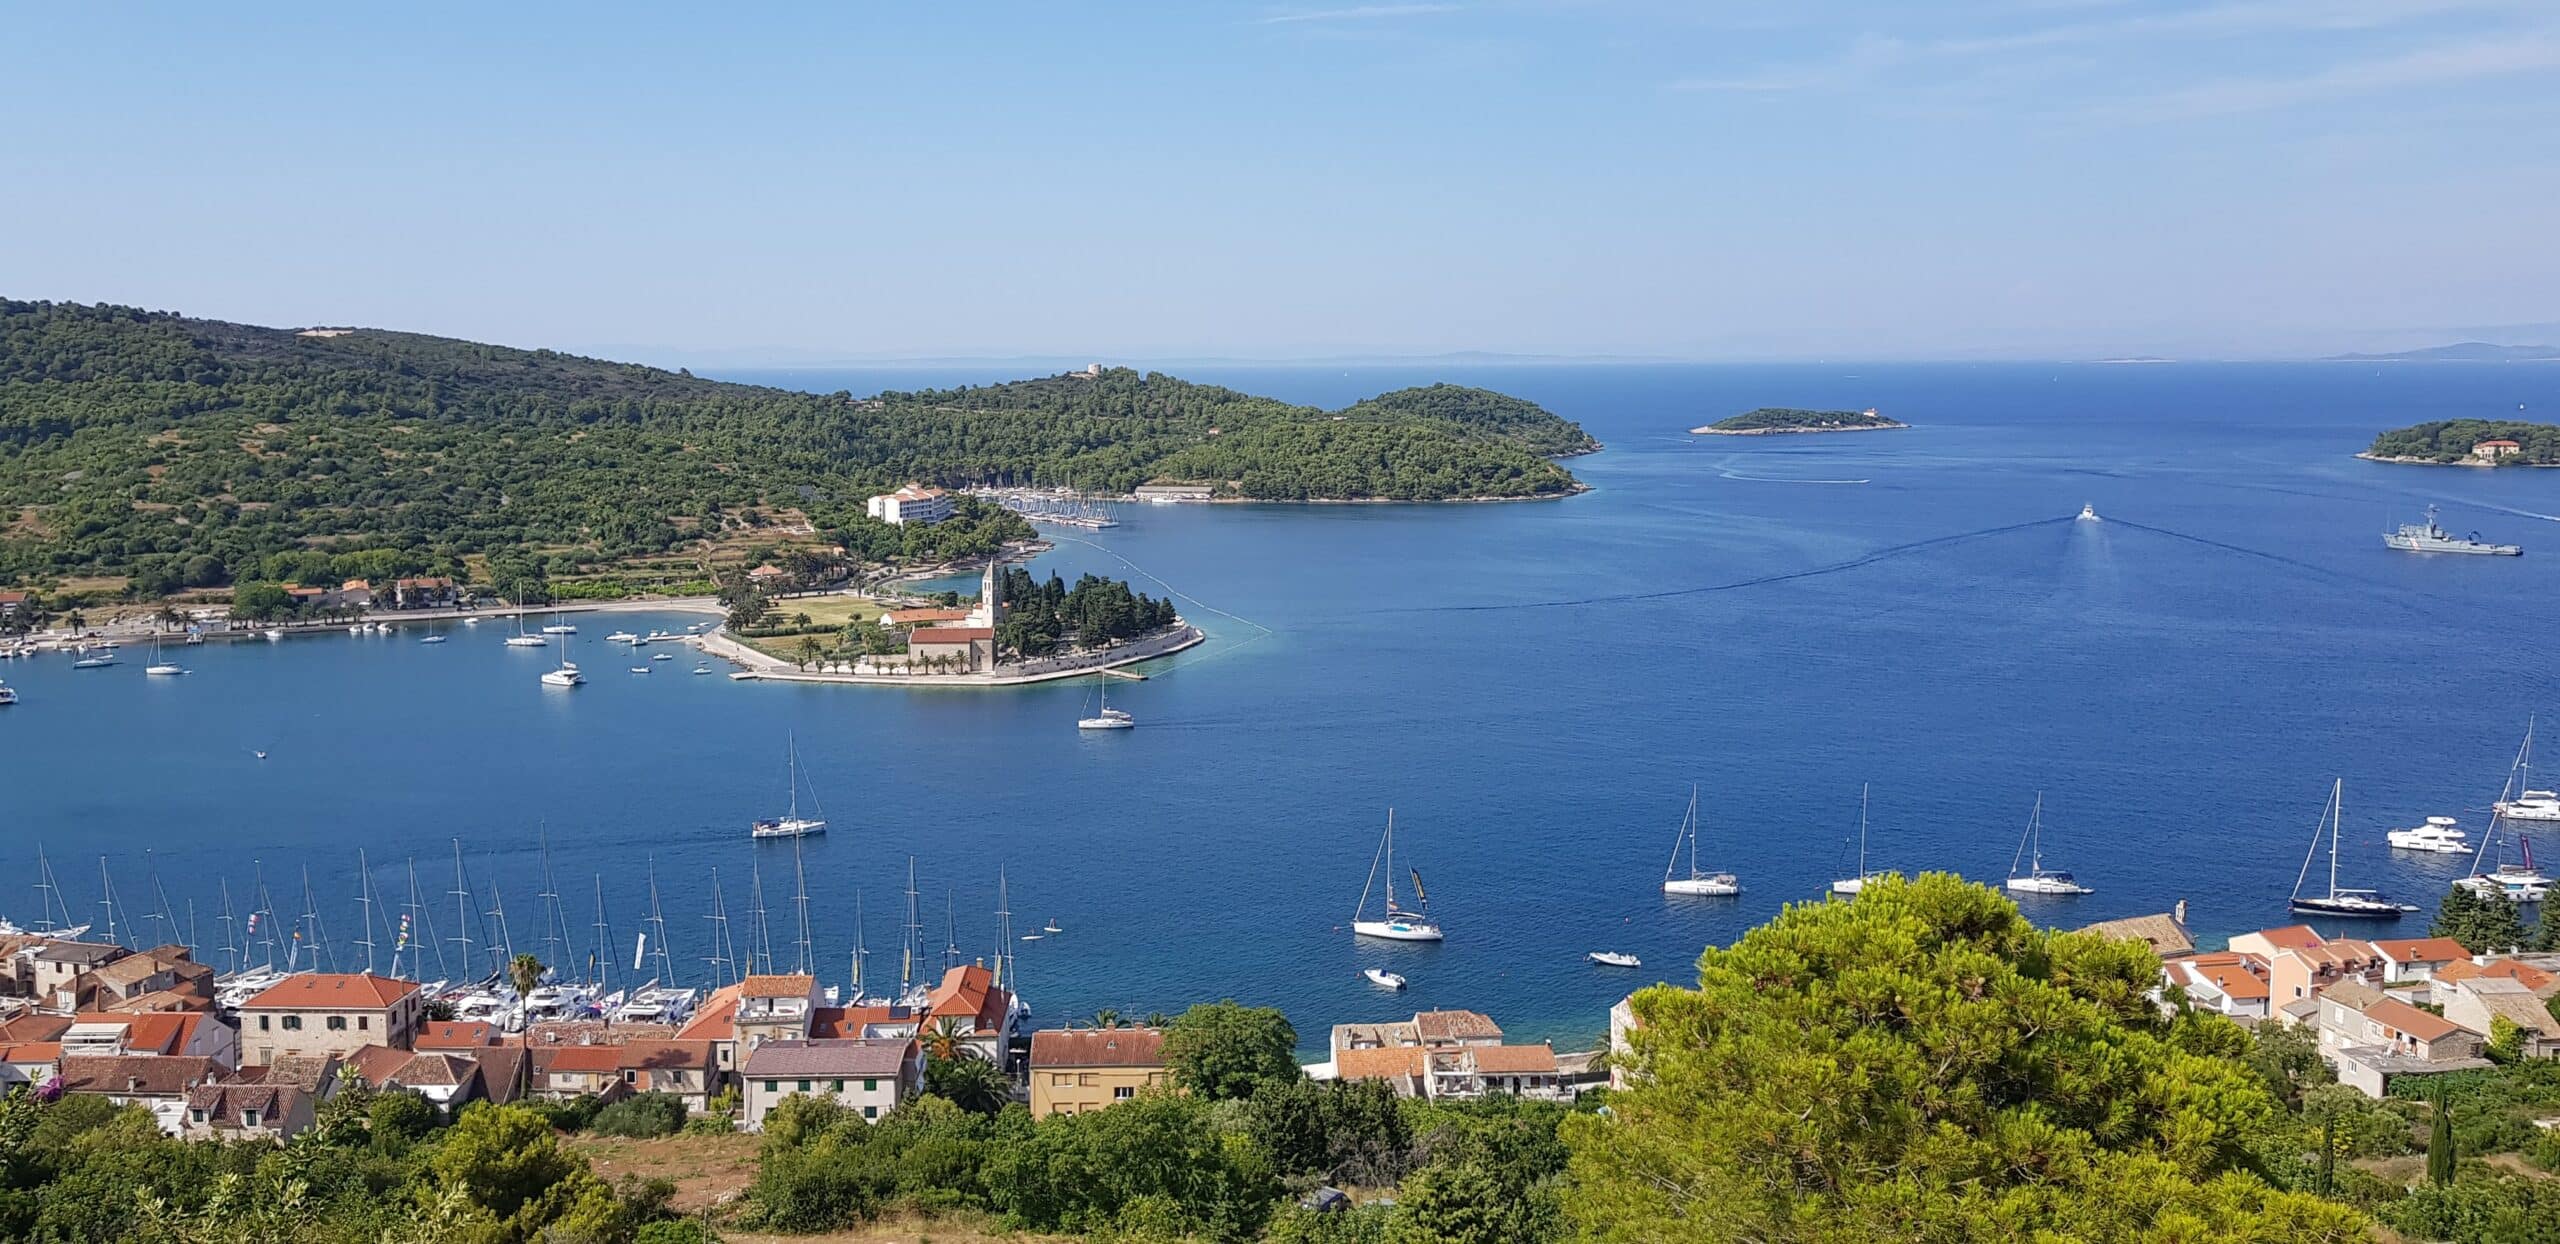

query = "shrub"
[[589, 1093, 688, 1139]]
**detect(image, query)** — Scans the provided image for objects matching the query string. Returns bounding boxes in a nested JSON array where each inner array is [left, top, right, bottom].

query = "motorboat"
[[693, 666, 713, 675], [2290, 780, 2418, 918], [1020, 932, 1043, 942], [2496, 790, 2560, 823], [2387, 816, 2471, 854], [630, 666, 651, 673], [1661, 785, 1741, 896], [1364, 968, 1407, 990], [1043, 919, 1063, 933], [420, 634, 447, 644], [0, 682, 17, 706], [653, 652, 674, 661], [541, 623, 578, 635], [263, 628, 283, 641], [1589, 951, 1642, 968], [750, 735, 827, 839], [1351, 810, 1445, 941], [2078, 503, 2099, 522], [2004, 794, 2093, 895], [607, 631, 640, 644], [70, 654, 116, 669], [1077, 677, 1134, 730]]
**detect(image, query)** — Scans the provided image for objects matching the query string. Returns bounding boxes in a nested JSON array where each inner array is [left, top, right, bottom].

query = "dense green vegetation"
[[20, 876, 2560, 1241], [0, 299, 1591, 595], [993, 566, 1181, 657], [1700, 406, 1906, 432], [2367, 419, 2560, 464]]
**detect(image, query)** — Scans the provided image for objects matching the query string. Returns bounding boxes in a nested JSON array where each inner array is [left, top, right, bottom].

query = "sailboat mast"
[[1857, 784, 1870, 879], [2330, 779, 2344, 898], [146, 851, 180, 949], [591, 874, 613, 993], [448, 841, 477, 979], [217, 878, 240, 976], [1384, 811, 1398, 910], [408, 857, 447, 980], [747, 851, 774, 976], [793, 839, 814, 976], [902, 857, 920, 996], [943, 891, 958, 974], [354, 849, 378, 976], [1687, 786, 1701, 880], [645, 856, 679, 988], [853, 890, 868, 1001], [992, 870, 1011, 994], [98, 856, 119, 947]]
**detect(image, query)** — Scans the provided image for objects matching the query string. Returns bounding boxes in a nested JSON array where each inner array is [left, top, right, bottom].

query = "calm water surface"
[[7, 362, 2559, 1050]]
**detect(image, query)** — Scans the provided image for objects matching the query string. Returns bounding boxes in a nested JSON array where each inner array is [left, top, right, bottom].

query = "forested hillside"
[[0, 300, 1591, 592], [2367, 419, 2560, 464]]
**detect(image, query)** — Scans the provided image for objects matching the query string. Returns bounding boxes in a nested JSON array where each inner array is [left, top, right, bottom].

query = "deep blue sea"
[[7, 362, 2560, 1051]]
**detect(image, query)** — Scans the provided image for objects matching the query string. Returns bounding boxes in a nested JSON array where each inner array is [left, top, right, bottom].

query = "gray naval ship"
[[2384, 504, 2521, 555]]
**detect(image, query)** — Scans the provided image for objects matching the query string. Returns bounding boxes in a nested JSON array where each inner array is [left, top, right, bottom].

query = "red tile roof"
[[1469, 1044, 1559, 1074], [809, 1005, 915, 1039], [241, 973, 419, 1010], [675, 984, 744, 1041], [2247, 925, 2327, 953], [414, 1021, 500, 1051], [346, 1044, 414, 1088], [2180, 955, 2271, 1001], [1335, 1047, 1426, 1081], [2366, 997, 2467, 1043], [0, 1042, 62, 1064], [1031, 1028, 1165, 1069], [57, 1054, 223, 1097], [740, 1037, 916, 1078], [909, 627, 994, 645], [2436, 958, 2559, 993], [740, 974, 816, 1000], [2373, 938, 2470, 964], [537, 1045, 624, 1075], [618, 1040, 714, 1072], [886, 608, 972, 625], [1413, 1010, 1504, 1042], [927, 964, 1009, 1030]]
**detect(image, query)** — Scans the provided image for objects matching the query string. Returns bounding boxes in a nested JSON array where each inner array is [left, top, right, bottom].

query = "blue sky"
[[5, 2, 2556, 361]]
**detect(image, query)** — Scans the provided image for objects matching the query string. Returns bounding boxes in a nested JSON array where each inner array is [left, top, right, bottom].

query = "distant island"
[[2327, 342, 2560, 363], [2362, 419, 2560, 466], [0, 300, 1597, 609], [1692, 407, 1905, 435]]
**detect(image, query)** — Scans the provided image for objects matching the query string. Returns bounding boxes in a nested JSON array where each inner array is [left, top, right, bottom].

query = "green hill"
[[0, 300, 1591, 592], [1694, 407, 1904, 434], [2365, 419, 2560, 464]]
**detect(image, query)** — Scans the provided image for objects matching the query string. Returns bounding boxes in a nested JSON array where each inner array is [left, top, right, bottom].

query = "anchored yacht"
[[2386, 816, 2471, 854], [2004, 794, 2093, 895], [2289, 779, 2418, 918], [1660, 785, 1740, 896], [1352, 811, 1444, 941]]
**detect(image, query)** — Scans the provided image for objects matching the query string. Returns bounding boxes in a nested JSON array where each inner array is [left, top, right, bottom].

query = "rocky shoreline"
[[1690, 421, 1908, 436]]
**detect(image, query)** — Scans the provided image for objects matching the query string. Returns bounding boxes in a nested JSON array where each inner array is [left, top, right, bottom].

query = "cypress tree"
[[2427, 1090, 2455, 1186]]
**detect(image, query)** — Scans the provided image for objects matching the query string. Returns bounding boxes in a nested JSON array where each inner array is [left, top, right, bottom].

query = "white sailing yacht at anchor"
[[2290, 779, 2418, 918], [1660, 785, 1740, 896], [2004, 793, 2092, 895], [1830, 784, 1886, 895], [1077, 677, 1134, 730], [751, 735, 827, 839], [1352, 811, 1443, 941]]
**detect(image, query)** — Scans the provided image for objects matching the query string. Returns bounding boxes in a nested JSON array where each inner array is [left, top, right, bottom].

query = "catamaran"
[[539, 639, 582, 687], [1077, 677, 1134, 730], [1830, 784, 1886, 895], [1352, 811, 1443, 941], [2493, 720, 2560, 822], [751, 735, 827, 839], [2289, 779, 2418, 918], [1660, 785, 1740, 896], [2004, 793, 2092, 895]]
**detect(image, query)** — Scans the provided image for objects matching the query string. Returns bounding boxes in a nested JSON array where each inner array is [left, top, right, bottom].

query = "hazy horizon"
[[7, 3, 2556, 362]]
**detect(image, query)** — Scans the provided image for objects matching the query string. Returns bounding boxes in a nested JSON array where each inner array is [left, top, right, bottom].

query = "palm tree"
[[1091, 1009, 1121, 1030], [920, 1016, 968, 1063], [925, 1050, 1009, 1115], [508, 952, 546, 1092]]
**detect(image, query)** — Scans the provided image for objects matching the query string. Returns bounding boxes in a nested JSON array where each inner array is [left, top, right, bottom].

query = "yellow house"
[[1029, 1026, 1168, 1118]]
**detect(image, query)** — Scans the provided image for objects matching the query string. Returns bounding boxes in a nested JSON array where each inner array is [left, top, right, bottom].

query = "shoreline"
[[2353, 452, 2559, 468], [1690, 422, 1908, 436], [701, 621, 1207, 687]]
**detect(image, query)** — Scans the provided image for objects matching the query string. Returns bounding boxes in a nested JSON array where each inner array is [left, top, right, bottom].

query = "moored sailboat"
[[1660, 785, 1740, 896], [1829, 784, 1885, 895], [2004, 793, 2092, 895], [2290, 779, 2418, 918], [751, 735, 827, 839], [1352, 811, 1443, 941]]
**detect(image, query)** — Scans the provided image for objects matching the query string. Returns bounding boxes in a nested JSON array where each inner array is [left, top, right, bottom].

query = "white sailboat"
[[1352, 811, 1444, 941], [539, 637, 582, 687], [1829, 784, 1885, 895], [750, 735, 827, 839], [505, 613, 548, 647], [2492, 719, 2560, 822], [1077, 677, 1134, 730], [2003, 793, 2092, 895], [1660, 785, 1740, 896], [145, 634, 186, 676], [2290, 779, 2418, 918]]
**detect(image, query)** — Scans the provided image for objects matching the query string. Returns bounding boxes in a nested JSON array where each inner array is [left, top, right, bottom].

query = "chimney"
[[2173, 899, 2188, 926]]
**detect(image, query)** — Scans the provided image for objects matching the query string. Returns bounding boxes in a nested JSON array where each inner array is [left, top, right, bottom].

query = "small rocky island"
[[1692, 407, 1906, 435], [2361, 419, 2559, 466]]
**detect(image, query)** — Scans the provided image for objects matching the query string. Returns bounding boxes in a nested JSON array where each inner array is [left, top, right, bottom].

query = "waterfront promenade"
[[702, 620, 1206, 687]]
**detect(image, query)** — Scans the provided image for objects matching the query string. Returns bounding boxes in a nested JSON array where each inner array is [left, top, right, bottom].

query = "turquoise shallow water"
[[6, 362, 2559, 1050]]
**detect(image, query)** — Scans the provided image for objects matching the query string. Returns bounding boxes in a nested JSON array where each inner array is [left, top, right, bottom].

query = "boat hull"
[[2288, 898, 2418, 918], [1077, 719, 1134, 730], [1353, 919, 1443, 942], [1363, 969, 1406, 989], [2004, 878, 2093, 896], [1663, 877, 1741, 896]]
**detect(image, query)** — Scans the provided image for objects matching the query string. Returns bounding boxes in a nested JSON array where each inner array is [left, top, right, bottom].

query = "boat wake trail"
[[1041, 534, 1278, 673], [2097, 516, 2384, 587], [1717, 471, 1872, 484], [1387, 516, 2078, 614]]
